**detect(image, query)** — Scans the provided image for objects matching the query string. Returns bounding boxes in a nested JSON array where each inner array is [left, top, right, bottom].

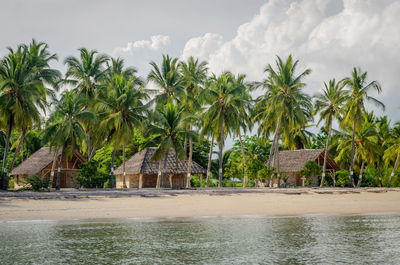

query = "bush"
[[190, 175, 200, 187], [8, 177, 14, 190], [24, 175, 51, 191], [335, 170, 350, 187], [76, 160, 108, 188]]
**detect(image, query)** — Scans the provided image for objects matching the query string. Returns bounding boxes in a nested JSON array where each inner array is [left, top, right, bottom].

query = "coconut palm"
[[179, 57, 208, 188], [202, 72, 244, 188], [375, 116, 391, 187], [148, 55, 183, 105], [64, 48, 109, 160], [147, 103, 192, 188], [96, 72, 148, 188], [341, 67, 384, 186], [384, 122, 400, 187], [0, 42, 60, 189], [43, 91, 95, 190], [254, 55, 312, 186], [314, 79, 346, 187]]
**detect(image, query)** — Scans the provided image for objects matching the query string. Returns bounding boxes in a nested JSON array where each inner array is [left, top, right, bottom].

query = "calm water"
[[1, 214, 400, 264]]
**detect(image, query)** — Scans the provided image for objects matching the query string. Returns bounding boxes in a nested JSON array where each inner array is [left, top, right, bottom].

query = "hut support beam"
[[168, 174, 173, 188], [138, 174, 143, 189]]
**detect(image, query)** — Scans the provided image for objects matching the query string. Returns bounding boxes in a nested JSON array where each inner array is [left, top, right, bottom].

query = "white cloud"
[[113, 35, 170, 55], [181, 0, 400, 120]]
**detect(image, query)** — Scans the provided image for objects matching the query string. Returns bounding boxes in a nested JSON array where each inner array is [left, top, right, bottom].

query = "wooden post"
[[301, 176, 306, 187], [169, 174, 173, 188], [333, 171, 336, 187], [138, 174, 143, 189]]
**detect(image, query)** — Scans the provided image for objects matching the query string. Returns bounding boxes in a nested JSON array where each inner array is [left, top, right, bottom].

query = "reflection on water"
[[1, 214, 400, 264]]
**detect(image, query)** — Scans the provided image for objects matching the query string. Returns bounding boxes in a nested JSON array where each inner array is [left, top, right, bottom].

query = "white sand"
[[1, 189, 400, 221]]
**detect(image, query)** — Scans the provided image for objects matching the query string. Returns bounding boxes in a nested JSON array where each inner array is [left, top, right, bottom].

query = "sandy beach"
[[1, 188, 400, 221]]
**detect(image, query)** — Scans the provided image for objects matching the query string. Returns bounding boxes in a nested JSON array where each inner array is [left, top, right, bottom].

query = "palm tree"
[[229, 74, 252, 187], [148, 55, 183, 105], [179, 56, 208, 188], [254, 55, 312, 186], [341, 68, 384, 187], [96, 71, 148, 188], [64, 48, 109, 160], [147, 103, 191, 188], [314, 79, 346, 187], [375, 116, 391, 187], [203, 72, 244, 188], [43, 91, 95, 190], [384, 122, 400, 187], [0, 42, 60, 189]]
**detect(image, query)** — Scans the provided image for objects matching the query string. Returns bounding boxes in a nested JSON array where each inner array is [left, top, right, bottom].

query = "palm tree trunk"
[[206, 134, 215, 188], [320, 124, 331, 187], [267, 116, 281, 168], [56, 142, 66, 191], [161, 152, 169, 188], [156, 154, 167, 189], [356, 160, 365, 188], [186, 127, 193, 188], [349, 118, 357, 187], [273, 117, 282, 187], [184, 135, 188, 159], [88, 134, 92, 161], [218, 121, 224, 188], [109, 147, 116, 188], [238, 130, 247, 188], [122, 144, 127, 188], [388, 153, 400, 187], [7, 128, 27, 188], [1, 119, 13, 190]]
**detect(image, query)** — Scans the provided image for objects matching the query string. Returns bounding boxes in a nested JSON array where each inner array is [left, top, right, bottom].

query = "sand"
[[1, 188, 400, 221]]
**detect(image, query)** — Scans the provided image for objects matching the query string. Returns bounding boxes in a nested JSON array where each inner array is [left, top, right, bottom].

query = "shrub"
[[335, 170, 350, 187], [8, 177, 14, 190], [24, 175, 51, 191], [76, 160, 108, 188]]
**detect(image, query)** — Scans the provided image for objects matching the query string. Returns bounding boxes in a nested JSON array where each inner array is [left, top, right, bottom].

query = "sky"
[[1, 0, 400, 146]]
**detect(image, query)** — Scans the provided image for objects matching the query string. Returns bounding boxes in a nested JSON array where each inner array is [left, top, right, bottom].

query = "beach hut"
[[271, 149, 340, 187], [10, 147, 86, 189], [114, 147, 207, 188]]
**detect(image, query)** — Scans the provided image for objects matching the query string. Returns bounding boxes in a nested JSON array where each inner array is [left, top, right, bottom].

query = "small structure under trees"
[[271, 149, 340, 187], [10, 147, 86, 189], [115, 147, 206, 188]]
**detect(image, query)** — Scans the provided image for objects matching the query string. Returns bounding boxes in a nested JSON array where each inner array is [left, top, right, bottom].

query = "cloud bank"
[[181, 0, 400, 118], [113, 35, 171, 55]]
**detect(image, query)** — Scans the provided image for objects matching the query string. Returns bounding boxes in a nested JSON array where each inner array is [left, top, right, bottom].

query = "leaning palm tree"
[[254, 55, 312, 186], [147, 103, 191, 188], [148, 55, 183, 105], [314, 79, 346, 187], [341, 67, 384, 186], [43, 91, 95, 190], [64, 48, 109, 160], [0, 43, 60, 189], [96, 73, 148, 188], [202, 72, 244, 188], [384, 122, 400, 187], [179, 56, 208, 188]]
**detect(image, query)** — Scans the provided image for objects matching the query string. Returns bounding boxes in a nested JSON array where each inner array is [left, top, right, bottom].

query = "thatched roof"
[[271, 149, 340, 173], [115, 147, 206, 175], [10, 147, 86, 176]]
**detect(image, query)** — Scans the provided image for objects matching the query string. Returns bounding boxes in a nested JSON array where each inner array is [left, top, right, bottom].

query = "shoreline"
[[1, 188, 400, 222]]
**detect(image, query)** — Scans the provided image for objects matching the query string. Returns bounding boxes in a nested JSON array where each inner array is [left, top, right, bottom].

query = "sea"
[[1, 214, 400, 264]]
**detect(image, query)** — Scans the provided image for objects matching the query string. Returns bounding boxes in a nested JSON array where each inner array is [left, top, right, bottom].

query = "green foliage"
[[299, 160, 322, 178], [76, 160, 108, 188], [257, 167, 275, 181], [24, 175, 51, 191], [8, 177, 14, 190], [335, 170, 350, 187]]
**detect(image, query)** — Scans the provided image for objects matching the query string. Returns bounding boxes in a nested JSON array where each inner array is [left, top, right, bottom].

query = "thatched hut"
[[115, 147, 206, 188], [271, 149, 340, 187], [10, 147, 86, 189]]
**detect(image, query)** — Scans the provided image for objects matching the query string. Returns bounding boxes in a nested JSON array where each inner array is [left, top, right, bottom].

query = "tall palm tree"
[[384, 122, 400, 187], [179, 56, 208, 188], [64, 48, 109, 160], [229, 74, 252, 187], [147, 103, 191, 188], [43, 91, 95, 190], [203, 72, 244, 188], [254, 55, 312, 186], [0, 42, 60, 189], [96, 72, 148, 188], [148, 55, 183, 105], [314, 79, 346, 187], [341, 67, 384, 186], [375, 116, 391, 187]]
